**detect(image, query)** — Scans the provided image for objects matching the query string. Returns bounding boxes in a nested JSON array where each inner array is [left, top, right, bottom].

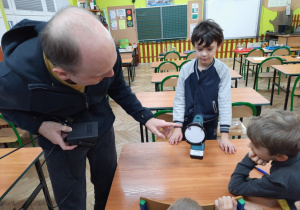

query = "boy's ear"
[[53, 67, 71, 81], [275, 154, 288, 162]]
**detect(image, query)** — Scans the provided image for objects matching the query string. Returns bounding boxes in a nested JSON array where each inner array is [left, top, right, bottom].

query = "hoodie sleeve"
[[107, 47, 153, 125]]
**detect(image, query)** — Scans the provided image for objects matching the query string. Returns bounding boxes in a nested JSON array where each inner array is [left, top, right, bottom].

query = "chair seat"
[[258, 72, 278, 78], [291, 87, 300, 96], [0, 127, 27, 143]]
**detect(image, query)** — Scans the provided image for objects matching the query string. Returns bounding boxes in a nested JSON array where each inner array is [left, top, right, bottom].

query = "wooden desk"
[[106, 140, 280, 210], [277, 34, 300, 47], [270, 64, 300, 110], [136, 88, 269, 142], [151, 69, 242, 90], [0, 148, 53, 209], [246, 55, 300, 89], [122, 58, 134, 86], [136, 88, 270, 110]]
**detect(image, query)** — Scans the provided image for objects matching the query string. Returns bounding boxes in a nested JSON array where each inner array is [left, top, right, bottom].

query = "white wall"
[[0, 0, 69, 43]]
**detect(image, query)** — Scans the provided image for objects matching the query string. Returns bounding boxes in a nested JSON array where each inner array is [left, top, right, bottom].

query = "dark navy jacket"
[[0, 19, 153, 149]]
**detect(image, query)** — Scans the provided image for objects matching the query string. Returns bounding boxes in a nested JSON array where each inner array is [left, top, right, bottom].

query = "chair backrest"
[[164, 51, 180, 61], [152, 110, 173, 142], [119, 39, 129, 48], [160, 75, 179, 91], [232, 102, 257, 118], [0, 114, 24, 147], [178, 59, 191, 71], [246, 48, 264, 57], [186, 51, 197, 60], [157, 61, 178, 73], [271, 46, 290, 56], [259, 57, 283, 68]]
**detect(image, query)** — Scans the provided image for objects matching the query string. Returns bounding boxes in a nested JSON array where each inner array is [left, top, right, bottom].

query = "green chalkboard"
[[136, 5, 187, 41]]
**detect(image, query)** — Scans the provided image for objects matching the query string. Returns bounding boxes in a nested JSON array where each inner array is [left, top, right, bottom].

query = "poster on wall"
[[111, 19, 118, 30], [147, 0, 174, 7], [126, 9, 133, 27], [191, 3, 198, 20], [116, 9, 126, 19]]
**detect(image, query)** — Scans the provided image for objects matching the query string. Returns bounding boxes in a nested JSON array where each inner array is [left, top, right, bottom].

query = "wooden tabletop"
[[136, 87, 270, 110], [246, 55, 300, 64], [151, 60, 186, 68], [151, 69, 242, 83], [122, 58, 133, 64], [233, 47, 300, 55], [106, 140, 280, 210], [0, 147, 43, 200], [271, 64, 300, 75]]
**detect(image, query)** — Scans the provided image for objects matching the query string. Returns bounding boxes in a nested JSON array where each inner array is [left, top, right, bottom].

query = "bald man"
[[0, 6, 179, 210]]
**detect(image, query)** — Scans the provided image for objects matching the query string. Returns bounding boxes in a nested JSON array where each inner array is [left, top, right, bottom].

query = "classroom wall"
[[95, 1, 300, 63]]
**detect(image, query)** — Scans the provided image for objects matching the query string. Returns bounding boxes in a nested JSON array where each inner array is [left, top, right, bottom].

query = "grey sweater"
[[173, 58, 232, 133]]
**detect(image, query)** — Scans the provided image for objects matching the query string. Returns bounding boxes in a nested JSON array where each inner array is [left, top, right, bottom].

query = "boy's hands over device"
[[145, 118, 181, 139], [218, 133, 236, 154], [248, 151, 268, 166], [38, 121, 77, 150], [168, 127, 183, 145], [215, 196, 237, 210]]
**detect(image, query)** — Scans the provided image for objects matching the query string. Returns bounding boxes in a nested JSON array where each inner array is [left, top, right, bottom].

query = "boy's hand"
[[218, 133, 236, 154], [168, 127, 183, 145], [248, 151, 268, 166], [215, 196, 237, 210]]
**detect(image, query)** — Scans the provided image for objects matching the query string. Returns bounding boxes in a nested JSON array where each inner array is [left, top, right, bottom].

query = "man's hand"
[[215, 196, 237, 210], [248, 151, 268, 166], [38, 121, 77, 150], [145, 118, 181, 139], [218, 133, 236, 154]]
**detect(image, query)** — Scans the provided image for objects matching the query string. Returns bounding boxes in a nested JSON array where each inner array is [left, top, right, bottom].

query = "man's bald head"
[[41, 6, 115, 75]]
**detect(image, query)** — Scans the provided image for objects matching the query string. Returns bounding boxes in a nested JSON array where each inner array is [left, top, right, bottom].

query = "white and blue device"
[[183, 115, 206, 159]]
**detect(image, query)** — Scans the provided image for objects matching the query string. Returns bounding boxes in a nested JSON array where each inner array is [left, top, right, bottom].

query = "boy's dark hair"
[[191, 19, 224, 48], [247, 110, 300, 158]]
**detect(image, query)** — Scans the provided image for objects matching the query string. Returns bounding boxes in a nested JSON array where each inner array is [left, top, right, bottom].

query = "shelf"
[[88, 9, 102, 13]]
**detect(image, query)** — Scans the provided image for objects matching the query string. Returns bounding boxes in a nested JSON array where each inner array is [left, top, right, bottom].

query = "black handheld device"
[[65, 122, 98, 147]]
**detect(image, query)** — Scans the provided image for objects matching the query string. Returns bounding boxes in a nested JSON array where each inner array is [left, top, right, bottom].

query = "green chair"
[[270, 46, 291, 56], [178, 59, 191, 71], [218, 102, 257, 139], [255, 57, 283, 92], [151, 110, 173, 142], [119, 39, 129, 48], [243, 48, 265, 80], [0, 114, 35, 147], [157, 61, 178, 73], [164, 51, 180, 61], [290, 75, 300, 111], [160, 75, 179, 91], [186, 51, 197, 60]]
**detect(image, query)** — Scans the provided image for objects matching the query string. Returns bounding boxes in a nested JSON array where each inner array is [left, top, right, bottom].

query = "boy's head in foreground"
[[247, 110, 300, 162], [168, 197, 202, 210], [191, 19, 224, 67]]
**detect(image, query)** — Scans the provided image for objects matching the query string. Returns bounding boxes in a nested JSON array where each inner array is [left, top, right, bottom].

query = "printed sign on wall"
[[126, 9, 133, 27]]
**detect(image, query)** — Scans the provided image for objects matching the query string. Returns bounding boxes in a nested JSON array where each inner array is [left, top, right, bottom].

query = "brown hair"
[[191, 19, 224, 48], [247, 110, 300, 158]]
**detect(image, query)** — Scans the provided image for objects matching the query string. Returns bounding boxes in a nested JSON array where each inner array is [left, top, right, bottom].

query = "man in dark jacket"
[[0, 7, 179, 210]]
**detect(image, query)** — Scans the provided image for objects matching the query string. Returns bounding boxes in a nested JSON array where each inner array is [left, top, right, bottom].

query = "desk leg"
[[20, 160, 53, 210], [239, 55, 243, 76], [127, 67, 131, 86], [270, 70, 277, 106], [145, 127, 149, 142], [235, 79, 238, 88], [255, 106, 262, 116], [233, 53, 236, 70], [284, 76, 292, 110], [155, 83, 159, 92], [140, 123, 144, 143], [245, 61, 250, 86], [253, 65, 258, 90]]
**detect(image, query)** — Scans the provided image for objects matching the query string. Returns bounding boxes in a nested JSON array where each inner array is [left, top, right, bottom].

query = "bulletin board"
[[187, 1, 202, 39], [107, 5, 138, 45], [262, 0, 300, 12]]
